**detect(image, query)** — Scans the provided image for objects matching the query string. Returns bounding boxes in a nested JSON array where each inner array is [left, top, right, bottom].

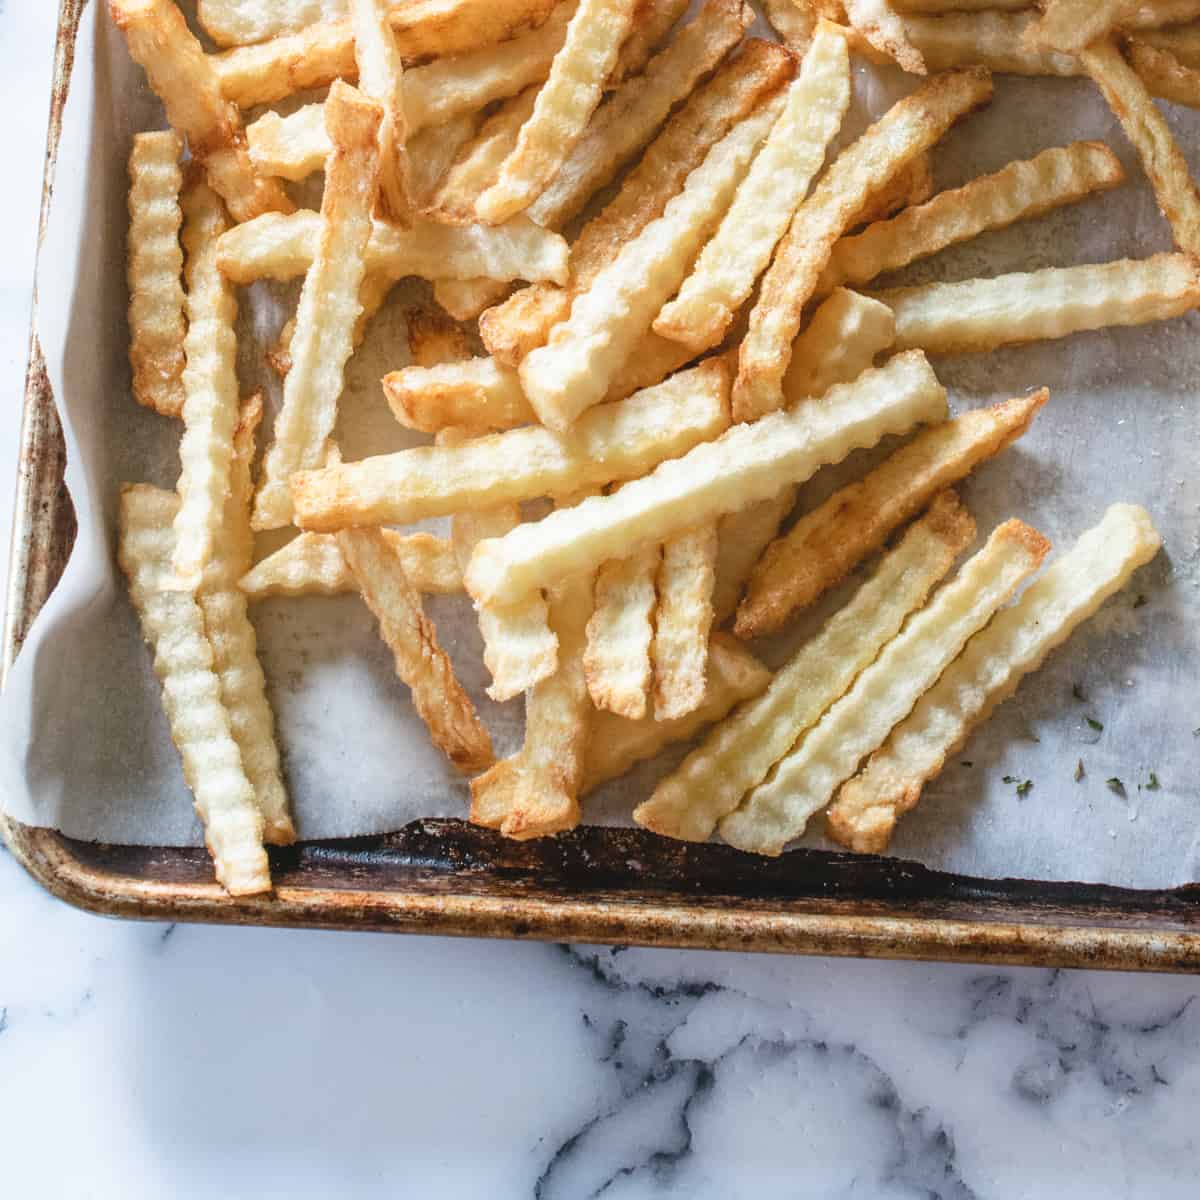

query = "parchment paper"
[[3, 2, 1199, 885]]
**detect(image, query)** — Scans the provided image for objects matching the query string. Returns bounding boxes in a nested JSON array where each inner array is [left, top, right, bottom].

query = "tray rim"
[[4, 0, 1200, 971]]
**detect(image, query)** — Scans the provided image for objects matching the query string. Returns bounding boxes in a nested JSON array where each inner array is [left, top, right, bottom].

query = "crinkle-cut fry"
[[126, 132, 186, 420], [520, 95, 784, 431], [430, 88, 539, 223], [829, 505, 1162, 853], [524, 0, 754, 231], [904, 12, 1080, 77], [1025, 0, 1128, 54], [466, 352, 946, 607], [723, 518, 1050, 855], [241, 530, 461, 598], [296, 358, 732, 528], [268, 272, 392, 378], [655, 24, 850, 354], [172, 175, 240, 587], [633, 492, 971, 843], [603, 331, 699, 403], [783, 289, 896, 406], [118, 484, 270, 897], [844, 0, 925, 73], [611, 0, 690, 82], [351, 0, 413, 225], [407, 112, 482, 207], [337, 527, 493, 771], [761, 0, 817, 52], [470, 568, 593, 839], [584, 544, 660, 718], [1130, 41, 1200, 108], [1082, 41, 1200, 254], [733, 69, 993, 424], [1135, 22, 1200, 69], [477, 38, 794, 367], [877, 254, 1200, 356], [247, 105, 330, 182], [198, 0, 345, 47], [406, 306, 473, 367], [109, 0, 292, 223], [451, 503, 558, 702], [711, 488, 797, 625], [433, 278, 514, 320], [582, 633, 770, 794], [383, 356, 536, 433], [214, 21, 357, 108], [820, 143, 1125, 296], [852, 151, 934, 227], [653, 523, 718, 721], [254, 84, 382, 531], [736, 391, 1046, 639], [477, 0, 640, 224]]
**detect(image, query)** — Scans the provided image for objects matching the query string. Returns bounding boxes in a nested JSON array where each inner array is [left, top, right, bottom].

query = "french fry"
[[732, 69, 993, 424], [892, 0, 1027, 10], [336, 528, 493, 771], [198, 0, 344, 47], [126, 131, 186, 419], [783, 288, 895, 405], [1134, 22, 1200, 70], [466, 352, 947, 607], [476, 0, 641, 223], [109, 0, 292, 223], [584, 545, 660, 718], [581, 633, 770, 794], [217, 210, 569, 286], [407, 112, 483, 207], [632, 492, 972, 842], [844, 0, 926, 73], [875, 254, 1200, 355], [451, 504, 558, 702], [172, 174, 240, 586], [1130, 41, 1200, 109], [241, 530, 461, 599], [736, 391, 1046, 639], [611, 0, 690, 82], [711, 488, 798, 625], [254, 84, 383, 531], [295, 358, 731, 528], [1025, 0, 1128, 54], [119, 484, 270, 896], [653, 523, 718, 720], [761, 0, 816, 52], [818, 142, 1125, 295], [214, 21, 358, 108], [654, 23, 851, 353], [351, 0, 412, 224], [1123, 1, 1200, 29], [603, 331, 700, 403], [852, 151, 934, 226], [478, 38, 792, 366], [904, 12, 1080, 77], [520, 95, 784, 431], [406, 306, 473, 367], [722, 517, 1050, 855], [432, 278, 514, 320], [247, 105, 330, 182], [1082, 40, 1200, 254], [383, 356, 537, 433], [828, 504, 1162, 854]]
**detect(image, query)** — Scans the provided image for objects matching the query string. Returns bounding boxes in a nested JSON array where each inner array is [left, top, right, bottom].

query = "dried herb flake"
[[1072, 684, 1087, 702], [1074, 759, 1085, 782], [1086, 717, 1104, 732], [1148, 772, 1161, 790], [1016, 780, 1033, 797], [1107, 777, 1126, 797]]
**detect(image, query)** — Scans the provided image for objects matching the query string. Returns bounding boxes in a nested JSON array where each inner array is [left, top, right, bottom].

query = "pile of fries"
[[111, 0, 1186, 894]]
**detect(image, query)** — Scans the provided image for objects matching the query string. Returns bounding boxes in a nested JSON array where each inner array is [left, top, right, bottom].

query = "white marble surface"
[[4, 5, 1200, 1197]]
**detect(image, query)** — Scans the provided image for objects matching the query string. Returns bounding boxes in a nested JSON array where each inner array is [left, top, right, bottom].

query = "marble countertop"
[[3, 7, 1200, 1197]]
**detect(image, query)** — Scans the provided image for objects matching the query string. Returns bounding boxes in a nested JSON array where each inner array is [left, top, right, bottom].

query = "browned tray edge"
[[4, 0, 1200, 972]]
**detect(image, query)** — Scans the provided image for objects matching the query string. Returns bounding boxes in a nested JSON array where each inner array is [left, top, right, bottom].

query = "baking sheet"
[[2, 2, 1199, 886]]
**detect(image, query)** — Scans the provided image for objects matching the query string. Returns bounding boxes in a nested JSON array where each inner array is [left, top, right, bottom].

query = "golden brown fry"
[[653, 524, 718, 720], [1130, 40, 1200, 109], [611, 0, 690, 81], [783, 289, 896, 405], [406, 306, 473, 367], [338, 527, 493, 771], [761, 0, 816, 52], [850, 151, 934, 227], [904, 12, 1080, 77], [383, 356, 537, 433], [735, 391, 1045, 639], [584, 545, 660, 719], [892, 0, 1027, 9], [732, 69, 993, 423], [1134, 22, 1200, 70], [1025, 0, 1128, 54], [844, 0, 926, 73], [711, 489, 797, 625], [109, 0, 292, 223]]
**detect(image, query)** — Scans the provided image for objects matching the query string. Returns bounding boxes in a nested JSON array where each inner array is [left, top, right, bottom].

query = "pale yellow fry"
[[268, 272, 393, 378], [844, 0, 926, 72], [337, 527, 494, 771], [525, 0, 753, 230], [582, 633, 770, 794], [905, 12, 1080, 77], [1082, 41, 1200, 254], [1026, 0, 1128, 54], [383, 356, 536, 433], [351, 0, 412, 225], [711, 488, 797, 625], [733, 69, 993, 423], [632, 492, 972, 843], [612, 0, 691, 81], [783, 289, 896, 406], [1130, 41, 1200, 108], [828, 504, 1161, 854], [723, 518, 1049, 855], [520, 95, 784, 431], [761, 0, 816, 52], [198, 0, 345, 46], [584, 544, 660, 719], [126, 132, 186, 420], [477, 38, 793, 367], [1135, 23, 1200, 70], [433, 278, 514, 320], [218, 209, 568, 286], [603, 331, 699, 403], [877, 254, 1200, 355], [655, 24, 850, 353], [254, 84, 382, 531], [652, 523, 718, 721], [296, 357, 731, 528], [110, 0, 292, 223], [118, 484, 270, 896], [819, 142, 1126, 295], [407, 112, 482, 208], [247, 106, 329, 183], [467, 352, 946, 607], [172, 175, 239, 586], [853, 151, 935, 226], [737, 391, 1045, 640], [893, 0, 1027, 10]]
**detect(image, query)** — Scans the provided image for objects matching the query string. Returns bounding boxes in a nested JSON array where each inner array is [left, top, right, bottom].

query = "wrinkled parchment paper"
[[3, 3, 1199, 886]]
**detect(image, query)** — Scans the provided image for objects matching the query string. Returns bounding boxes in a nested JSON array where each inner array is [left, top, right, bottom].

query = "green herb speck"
[[1072, 684, 1087, 702], [1016, 780, 1033, 797], [1107, 777, 1126, 797], [1148, 772, 1161, 790], [1086, 717, 1104, 732], [1074, 759, 1085, 782], [960, 760, 973, 768], [1133, 594, 1148, 609], [1002, 775, 1018, 785]]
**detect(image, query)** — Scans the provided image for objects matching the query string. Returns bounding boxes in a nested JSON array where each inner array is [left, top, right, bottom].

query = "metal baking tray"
[[6, 0, 1200, 970]]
